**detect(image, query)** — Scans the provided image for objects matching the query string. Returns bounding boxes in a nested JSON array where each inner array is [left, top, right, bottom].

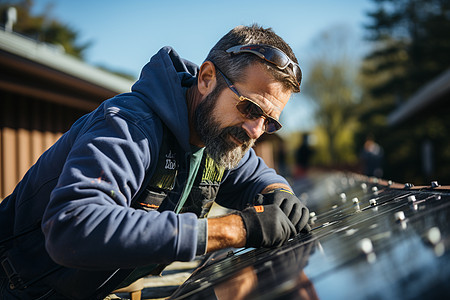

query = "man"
[[0, 24, 309, 299]]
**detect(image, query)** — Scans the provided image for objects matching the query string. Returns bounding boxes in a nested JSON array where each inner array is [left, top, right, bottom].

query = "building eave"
[[387, 69, 450, 126], [0, 29, 134, 95]]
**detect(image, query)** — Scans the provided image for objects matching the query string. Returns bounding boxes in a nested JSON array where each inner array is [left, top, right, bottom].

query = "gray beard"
[[194, 88, 255, 169], [204, 125, 255, 169]]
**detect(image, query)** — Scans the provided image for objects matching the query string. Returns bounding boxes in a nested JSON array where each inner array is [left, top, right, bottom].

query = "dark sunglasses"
[[214, 65, 282, 134], [226, 44, 302, 87]]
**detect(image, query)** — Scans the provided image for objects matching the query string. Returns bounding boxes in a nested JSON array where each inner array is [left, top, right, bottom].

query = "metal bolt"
[[404, 183, 414, 189], [369, 199, 377, 206], [408, 195, 416, 203], [425, 227, 445, 257], [431, 181, 440, 188], [372, 187, 378, 192], [352, 197, 359, 204], [426, 227, 441, 245], [309, 211, 317, 225], [361, 183, 368, 191], [358, 238, 373, 254], [388, 180, 393, 186], [358, 238, 376, 263], [395, 211, 406, 222]]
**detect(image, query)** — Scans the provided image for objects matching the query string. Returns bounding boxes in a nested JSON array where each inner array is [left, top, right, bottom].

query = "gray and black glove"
[[255, 188, 310, 234], [236, 204, 296, 248]]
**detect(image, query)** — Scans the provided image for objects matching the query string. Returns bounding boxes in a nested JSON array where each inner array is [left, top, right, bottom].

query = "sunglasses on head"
[[226, 44, 302, 87], [213, 64, 282, 134]]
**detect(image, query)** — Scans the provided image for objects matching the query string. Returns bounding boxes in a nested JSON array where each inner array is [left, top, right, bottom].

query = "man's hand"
[[207, 214, 247, 253], [256, 188, 310, 234], [237, 204, 296, 248], [205, 189, 309, 252]]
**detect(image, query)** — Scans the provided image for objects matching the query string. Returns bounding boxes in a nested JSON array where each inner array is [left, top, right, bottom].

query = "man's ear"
[[197, 61, 217, 97]]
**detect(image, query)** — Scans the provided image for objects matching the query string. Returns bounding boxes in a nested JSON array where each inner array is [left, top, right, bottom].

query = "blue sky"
[[31, 0, 374, 133]]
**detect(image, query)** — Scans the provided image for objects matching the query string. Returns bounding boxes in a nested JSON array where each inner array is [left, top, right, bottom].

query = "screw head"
[[395, 211, 406, 222], [426, 227, 441, 245], [408, 195, 416, 203], [358, 238, 373, 254]]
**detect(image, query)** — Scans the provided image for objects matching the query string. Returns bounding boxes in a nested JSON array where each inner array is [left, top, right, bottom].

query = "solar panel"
[[170, 173, 450, 300]]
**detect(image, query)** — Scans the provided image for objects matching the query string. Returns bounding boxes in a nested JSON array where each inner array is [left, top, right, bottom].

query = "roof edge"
[[387, 68, 450, 126], [0, 29, 134, 94]]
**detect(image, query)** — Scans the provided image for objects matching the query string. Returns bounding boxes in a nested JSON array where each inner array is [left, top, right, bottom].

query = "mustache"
[[220, 126, 252, 145], [220, 126, 254, 149]]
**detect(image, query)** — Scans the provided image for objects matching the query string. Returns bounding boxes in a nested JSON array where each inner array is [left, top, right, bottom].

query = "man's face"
[[195, 63, 291, 169], [195, 87, 254, 169]]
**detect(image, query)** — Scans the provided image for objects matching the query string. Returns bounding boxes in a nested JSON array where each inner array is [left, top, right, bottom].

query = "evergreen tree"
[[364, 0, 450, 99], [360, 0, 450, 183]]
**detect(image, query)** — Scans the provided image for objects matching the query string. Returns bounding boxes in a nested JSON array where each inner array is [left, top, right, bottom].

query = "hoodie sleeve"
[[215, 148, 290, 210], [42, 112, 198, 270]]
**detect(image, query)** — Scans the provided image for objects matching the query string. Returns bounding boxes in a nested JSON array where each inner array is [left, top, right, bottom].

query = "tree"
[[1, 0, 90, 59], [1, 0, 134, 79], [363, 0, 450, 99], [302, 25, 361, 167], [360, 0, 450, 183]]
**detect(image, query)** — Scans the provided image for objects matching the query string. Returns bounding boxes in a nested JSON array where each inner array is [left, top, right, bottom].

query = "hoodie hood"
[[131, 46, 199, 152]]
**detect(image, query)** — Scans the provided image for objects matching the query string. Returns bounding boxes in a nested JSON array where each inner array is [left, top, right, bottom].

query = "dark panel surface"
[[170, 173, 450, 300]]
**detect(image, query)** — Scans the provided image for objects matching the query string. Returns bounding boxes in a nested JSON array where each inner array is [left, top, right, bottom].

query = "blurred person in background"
[[295, 133, 314, 178], [360, 135, 384, 178]]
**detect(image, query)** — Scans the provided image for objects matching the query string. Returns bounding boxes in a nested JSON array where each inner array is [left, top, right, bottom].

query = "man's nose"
[[242, 117, 265, 140]]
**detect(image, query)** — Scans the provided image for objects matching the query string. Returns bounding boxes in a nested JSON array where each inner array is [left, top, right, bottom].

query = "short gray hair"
[[205, 24, 301, 93]]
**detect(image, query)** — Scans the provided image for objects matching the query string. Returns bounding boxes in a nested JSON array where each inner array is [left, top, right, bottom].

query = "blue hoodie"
[[0, 47, 289, 299]]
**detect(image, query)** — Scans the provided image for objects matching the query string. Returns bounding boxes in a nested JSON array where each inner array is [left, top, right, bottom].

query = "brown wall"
[[0, 90, 86, 199]]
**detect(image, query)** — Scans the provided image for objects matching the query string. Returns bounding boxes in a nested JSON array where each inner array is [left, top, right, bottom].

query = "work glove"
[[236, 204, 296, 248], [255, 188, 310, 234]]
